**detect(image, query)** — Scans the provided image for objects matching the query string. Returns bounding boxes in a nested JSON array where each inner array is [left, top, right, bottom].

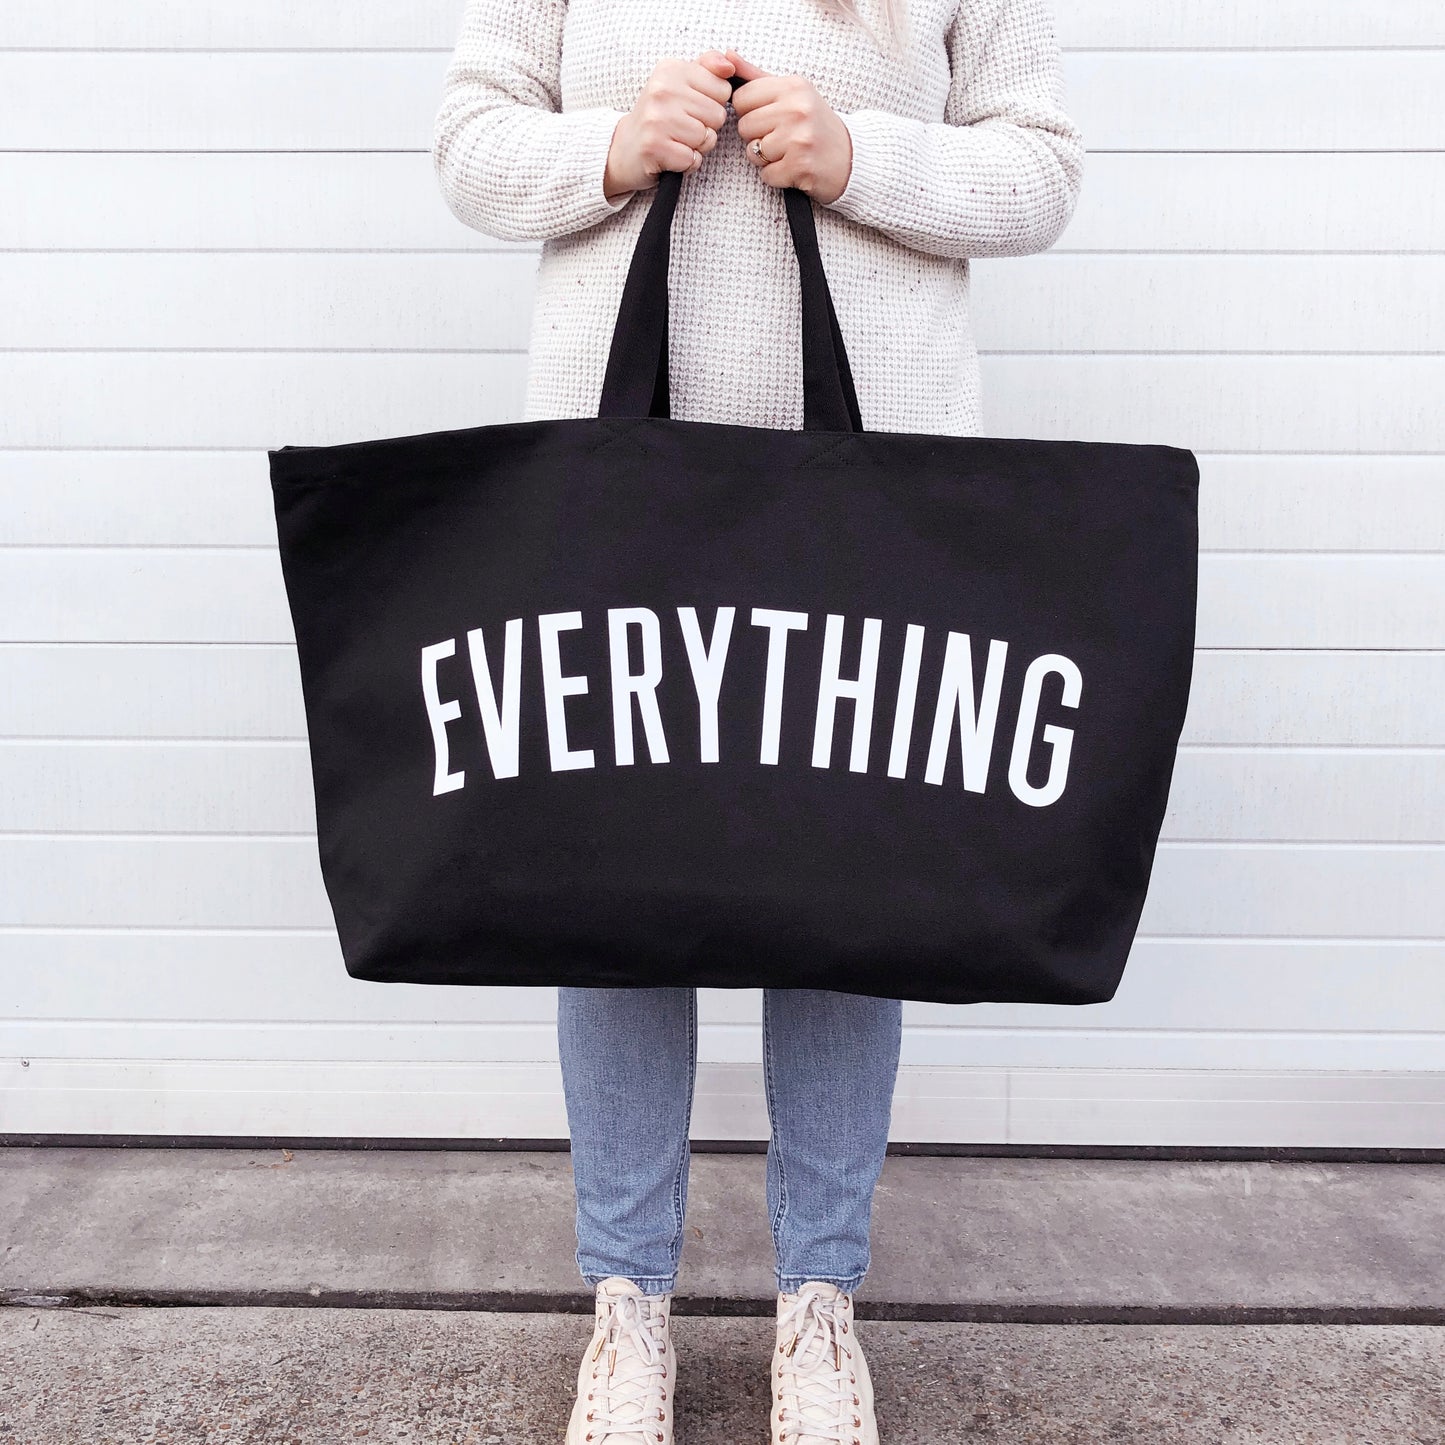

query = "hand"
[[724, 50, 853, 204], [604, 50, 736, 198]]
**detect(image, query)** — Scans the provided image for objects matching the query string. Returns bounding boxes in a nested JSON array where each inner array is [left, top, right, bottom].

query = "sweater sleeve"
[[822, 0, 1084, 260], [431, 0, 638, 243]]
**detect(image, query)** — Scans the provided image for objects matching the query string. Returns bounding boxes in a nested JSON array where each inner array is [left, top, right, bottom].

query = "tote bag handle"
[[597, 79, 865, 433]]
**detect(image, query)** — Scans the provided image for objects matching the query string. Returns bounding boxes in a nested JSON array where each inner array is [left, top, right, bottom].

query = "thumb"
[[696, 48, 737, 77], [723, 50, 769, 82]]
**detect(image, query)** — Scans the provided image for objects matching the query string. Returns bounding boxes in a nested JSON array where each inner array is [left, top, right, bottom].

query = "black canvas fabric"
[[268, 164, 1199, 1007]]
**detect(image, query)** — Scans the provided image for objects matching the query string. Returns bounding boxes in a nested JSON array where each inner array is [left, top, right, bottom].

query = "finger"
[[678, 88, 731, 133], [728, 75, 787, 115], [662, 137, 705, 173], [685, 57, 737, 107], [723, 50, 769, 82], [676, 112, 718, 154], [735, 102, 786, 147], [757, 158, 792, 189], [696, 47, 736, 77]]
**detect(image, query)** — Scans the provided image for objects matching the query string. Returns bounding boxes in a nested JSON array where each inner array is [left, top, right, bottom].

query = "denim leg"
[[762, 988, 902, 1294], [557, 985, 697, 1293]]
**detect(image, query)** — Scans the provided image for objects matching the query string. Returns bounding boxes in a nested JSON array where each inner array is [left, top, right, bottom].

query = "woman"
[[431, 1, 1083, 1439]]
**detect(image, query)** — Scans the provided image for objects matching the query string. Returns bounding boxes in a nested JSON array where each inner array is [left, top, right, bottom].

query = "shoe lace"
[[775, 1287, 860, 1445], [583, 1292, 670, 1445]]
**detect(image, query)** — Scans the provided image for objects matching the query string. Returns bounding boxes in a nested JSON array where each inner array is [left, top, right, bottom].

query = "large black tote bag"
[[268, 166, 1199, 1007]]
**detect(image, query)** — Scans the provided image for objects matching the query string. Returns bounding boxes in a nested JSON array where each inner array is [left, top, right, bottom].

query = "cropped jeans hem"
[[776, 1270, 867, 1295], [579, 1270, 678, 1296]]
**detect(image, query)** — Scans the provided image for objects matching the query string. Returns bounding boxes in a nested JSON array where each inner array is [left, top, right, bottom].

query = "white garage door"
[[2, 1, 1442, 1146]]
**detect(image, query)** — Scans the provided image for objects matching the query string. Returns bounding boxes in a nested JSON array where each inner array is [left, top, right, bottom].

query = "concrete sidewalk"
[[2, 1147, 1442, 1316], [3, 1304, 1443, 1443], [1, 1148, 1442, 1442]]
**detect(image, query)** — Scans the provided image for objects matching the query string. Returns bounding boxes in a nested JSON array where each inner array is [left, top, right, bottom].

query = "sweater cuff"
[[823, 109, 912, 231], [571, 105, 637, 222]]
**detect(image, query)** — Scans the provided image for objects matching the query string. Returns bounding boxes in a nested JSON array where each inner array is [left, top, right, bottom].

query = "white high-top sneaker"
[[771, 1282, 878, 1445], [565, 1276, 676, 1445]]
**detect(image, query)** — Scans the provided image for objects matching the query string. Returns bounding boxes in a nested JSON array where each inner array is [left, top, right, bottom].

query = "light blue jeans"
[[557, 986, 903, 1295]]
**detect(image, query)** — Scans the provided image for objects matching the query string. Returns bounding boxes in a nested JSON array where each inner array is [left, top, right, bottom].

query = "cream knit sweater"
[[431, 0, 1084, 436]]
